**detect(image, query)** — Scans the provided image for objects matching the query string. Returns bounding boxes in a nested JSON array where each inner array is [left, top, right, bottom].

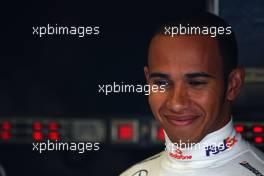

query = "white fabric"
[[120, 120, 264, 176], [0, 165, 5, 176]]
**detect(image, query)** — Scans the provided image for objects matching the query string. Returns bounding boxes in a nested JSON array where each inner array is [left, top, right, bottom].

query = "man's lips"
[[164, 114, 200, 126]]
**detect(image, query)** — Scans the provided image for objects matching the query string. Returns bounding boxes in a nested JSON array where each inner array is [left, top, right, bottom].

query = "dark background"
[[0, 0, 264, 176], [2, 1, 205, 117]]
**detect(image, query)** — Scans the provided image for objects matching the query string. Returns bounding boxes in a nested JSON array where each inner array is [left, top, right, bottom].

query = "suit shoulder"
[[227, 143, 264, 175], [248, 144, 264, 163], [119, 151, 164, 176]]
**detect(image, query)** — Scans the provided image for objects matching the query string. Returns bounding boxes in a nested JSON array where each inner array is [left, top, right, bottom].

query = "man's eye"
[[188, 80, 207, 86], [153, 80, 169, 86]]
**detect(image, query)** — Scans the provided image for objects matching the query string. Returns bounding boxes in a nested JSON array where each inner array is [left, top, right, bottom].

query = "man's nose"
[[165, 83, 189, 112]]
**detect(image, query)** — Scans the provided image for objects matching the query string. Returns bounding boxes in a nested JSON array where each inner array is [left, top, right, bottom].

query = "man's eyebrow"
[[149, 72, 170, 78], [185, 72, 215, 79]]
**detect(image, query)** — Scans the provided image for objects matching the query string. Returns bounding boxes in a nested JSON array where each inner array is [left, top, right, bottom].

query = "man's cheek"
[[149, 93, 165, 105], [149, 96, 158, 112], [191, 89, 219, 104], [149, 95, 164, 116], [193, 91, 220, 118]]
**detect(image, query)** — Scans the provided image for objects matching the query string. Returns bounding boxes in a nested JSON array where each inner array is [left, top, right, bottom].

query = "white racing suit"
[[120, 120, 264, 176], [0, 165, 5, 176]]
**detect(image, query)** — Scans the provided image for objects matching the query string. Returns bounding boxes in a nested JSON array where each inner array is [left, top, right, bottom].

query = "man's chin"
[[169, 136, 197, 145], [165, 128, 204, 144]]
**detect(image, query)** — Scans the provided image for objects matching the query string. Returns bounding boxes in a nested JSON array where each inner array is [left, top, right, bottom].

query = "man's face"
[[145, 35, 243, 144]]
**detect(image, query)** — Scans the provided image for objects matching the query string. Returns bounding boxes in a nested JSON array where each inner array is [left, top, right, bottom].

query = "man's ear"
[[226, 68, 245, 101], [144, 66, 149, 83]]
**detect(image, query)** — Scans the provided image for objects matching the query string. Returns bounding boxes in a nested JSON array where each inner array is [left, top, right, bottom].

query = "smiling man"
[[120, 13, 264, 176]]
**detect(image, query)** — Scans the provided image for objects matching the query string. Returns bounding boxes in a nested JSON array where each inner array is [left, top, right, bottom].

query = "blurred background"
[[1, 0, 264, 175]]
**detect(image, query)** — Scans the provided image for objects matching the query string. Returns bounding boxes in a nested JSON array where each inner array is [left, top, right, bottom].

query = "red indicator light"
[[33, 121, 42, 131], [253, 126, 263, 133], [157, 127, 165, 141], [254, 136, 263, 144], [2, 121, 11, 130], [48, 122, 58, 131], [1, 131, 11, 140], [234, 125, 244, 133], [33, 131, 43, 141], [48, 132, 60, 140], [118, 124, 133, 140]]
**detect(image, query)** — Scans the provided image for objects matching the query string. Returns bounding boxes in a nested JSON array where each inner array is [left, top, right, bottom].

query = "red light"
[[33, 121, 42, 130], [157, 127, 165, 141], [33, 131, 43, 141], [1, 131, 11, 140], [48, 132, 60, 140], [254, 136, 263, 144], [235, 125, 244, 133], [2, 121, 11, 130], [118, 124, 133, 140], [253, 126, 263, 133], [48, 122, 59, 131]]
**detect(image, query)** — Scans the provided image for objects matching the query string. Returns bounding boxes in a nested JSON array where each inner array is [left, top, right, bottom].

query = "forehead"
[[148, 35, 223, 76]]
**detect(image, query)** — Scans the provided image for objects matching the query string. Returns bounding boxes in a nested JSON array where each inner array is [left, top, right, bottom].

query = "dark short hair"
[[149, 12, 238, 81]]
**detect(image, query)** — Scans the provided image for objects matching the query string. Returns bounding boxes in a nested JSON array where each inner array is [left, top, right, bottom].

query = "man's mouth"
[[164, 114, 200, 126]]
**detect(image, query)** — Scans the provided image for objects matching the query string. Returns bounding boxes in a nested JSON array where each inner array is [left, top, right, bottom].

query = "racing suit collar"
[[163, 118, 241, 168]]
